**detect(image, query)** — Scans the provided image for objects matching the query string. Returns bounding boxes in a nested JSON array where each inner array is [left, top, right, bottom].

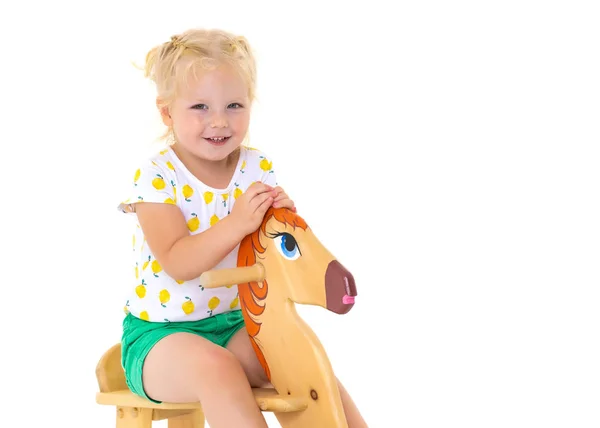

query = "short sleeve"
[[118, 161, 176, 214]]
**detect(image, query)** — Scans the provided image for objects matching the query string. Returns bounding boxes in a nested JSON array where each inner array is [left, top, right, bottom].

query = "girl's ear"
[[157, 98, 173, 126]]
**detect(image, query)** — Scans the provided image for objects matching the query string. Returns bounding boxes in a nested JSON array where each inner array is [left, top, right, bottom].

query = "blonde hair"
[[142, 28, 257, 142]]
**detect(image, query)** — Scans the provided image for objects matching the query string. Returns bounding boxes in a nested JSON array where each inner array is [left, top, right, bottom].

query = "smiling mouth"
[[205, 136, 231, 145]]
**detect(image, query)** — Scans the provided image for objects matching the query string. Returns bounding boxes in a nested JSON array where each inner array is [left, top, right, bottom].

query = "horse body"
[[201, 207, 357, 427], [259, 291, 347, 427], [237, 208, 357, 427]]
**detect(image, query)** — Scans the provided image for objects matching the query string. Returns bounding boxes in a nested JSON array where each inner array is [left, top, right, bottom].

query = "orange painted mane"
[[237, 207, 308, 380]]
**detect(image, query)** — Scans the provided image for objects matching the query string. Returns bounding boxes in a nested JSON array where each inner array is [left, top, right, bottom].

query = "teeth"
[[209, 137, 226, 141]]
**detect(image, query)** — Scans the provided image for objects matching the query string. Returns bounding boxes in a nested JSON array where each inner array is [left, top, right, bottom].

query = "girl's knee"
[[201, 345, 245, 377]]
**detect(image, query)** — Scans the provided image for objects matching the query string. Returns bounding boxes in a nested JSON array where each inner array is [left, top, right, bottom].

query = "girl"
[[118, 28, 366, 427]]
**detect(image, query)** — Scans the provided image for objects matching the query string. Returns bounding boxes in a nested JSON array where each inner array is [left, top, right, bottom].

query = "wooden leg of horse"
[[337, 379, 368, 428], [168, 409, 205, 428], [116, 406, 152, 428]]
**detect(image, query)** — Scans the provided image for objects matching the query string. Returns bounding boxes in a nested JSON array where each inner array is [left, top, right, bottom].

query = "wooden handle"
[[199, 263, 265, 288]]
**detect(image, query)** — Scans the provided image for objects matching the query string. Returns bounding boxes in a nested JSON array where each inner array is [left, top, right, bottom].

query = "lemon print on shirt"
[[143, 256, 151, 271], [152, 174, 166, 190], [240, 160, 246, 173], [183, 184, 194, 202], [187, 213, 199, 232], [140, 311, 149, 321], [234, 187, 243, 200], [169, 180, 177, 204], [210, 214, 220, 227], [136, 279, 147, 298], [166, 161, 175, 171], [134, 169, 141, 185], [203, 191, 214, 204], [182, 297, 195, 315], [207, 297, 220, 316], [135, 263, 139, 279], [159, 289, 170, 307], [152, 260, 162, 277], [221, 193, 228, 207], [259, 157, 272, 172], [230, 296, 239, 309]]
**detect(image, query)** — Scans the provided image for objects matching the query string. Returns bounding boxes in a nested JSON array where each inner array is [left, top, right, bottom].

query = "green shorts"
[[121, 310, 245, 403]]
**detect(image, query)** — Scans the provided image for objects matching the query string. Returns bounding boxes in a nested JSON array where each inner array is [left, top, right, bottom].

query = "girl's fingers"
[[257, 194, 274, 215], [246, 182, 273, 199], [273, 198, 295, 209], [251, 193, 273, 211], [273, 192, 288, 202]]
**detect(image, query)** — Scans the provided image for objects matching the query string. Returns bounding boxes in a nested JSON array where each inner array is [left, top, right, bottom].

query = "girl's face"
[[161, 64, 251, 163]]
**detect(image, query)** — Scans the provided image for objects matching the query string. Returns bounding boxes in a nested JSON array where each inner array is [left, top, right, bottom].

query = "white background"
[[1, 1, 598, 427]]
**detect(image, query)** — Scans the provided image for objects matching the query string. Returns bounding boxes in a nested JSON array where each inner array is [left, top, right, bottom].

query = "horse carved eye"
[[274, 233, 300, 260]]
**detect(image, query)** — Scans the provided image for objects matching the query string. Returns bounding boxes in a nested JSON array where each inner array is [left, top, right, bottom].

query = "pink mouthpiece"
[[342, 295, 355, 304]]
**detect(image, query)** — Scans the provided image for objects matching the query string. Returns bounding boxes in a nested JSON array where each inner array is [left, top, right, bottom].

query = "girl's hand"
[[229, 182, 277, 236], [272, 186, 296, 212]]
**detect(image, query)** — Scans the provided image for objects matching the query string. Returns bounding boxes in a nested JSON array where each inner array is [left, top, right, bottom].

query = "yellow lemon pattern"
[[136, 280, 147, 298], [207, 297, 220, 316], [170, 180, 177, 204], [234, 187, 243, 200], [182, 297, 195, 315], [151, 259, 162, 277], [159, 289, 170, 307], [121, 146, 277, 322], [187, 213, 199, 232], [152, 174, 166, 190], [259, 157, 273, 172], [183, 184, 194, 202]]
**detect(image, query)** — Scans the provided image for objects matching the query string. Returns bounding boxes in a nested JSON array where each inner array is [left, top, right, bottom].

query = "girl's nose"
[[210, 113, 228, 128]]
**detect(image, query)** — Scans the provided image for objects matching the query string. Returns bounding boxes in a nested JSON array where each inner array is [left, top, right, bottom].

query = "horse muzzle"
[[324, 260, 357, 314]]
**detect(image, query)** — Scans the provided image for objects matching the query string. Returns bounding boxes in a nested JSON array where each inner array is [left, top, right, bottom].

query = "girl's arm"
[[134, 182, 275, 281]]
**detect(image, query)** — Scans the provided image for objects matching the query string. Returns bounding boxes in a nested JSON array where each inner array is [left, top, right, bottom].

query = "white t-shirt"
[[118, 145, 278, 323]]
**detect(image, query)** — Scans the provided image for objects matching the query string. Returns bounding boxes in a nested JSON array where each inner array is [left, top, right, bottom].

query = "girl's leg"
[[226, 327, 272, 387], [226, 328, 368, 427], [142, 332, 268, 428], [337, 378, 368, 428]]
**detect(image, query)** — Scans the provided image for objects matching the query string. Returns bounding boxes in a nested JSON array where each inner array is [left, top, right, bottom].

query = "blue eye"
[[274, 233, 300, 260]]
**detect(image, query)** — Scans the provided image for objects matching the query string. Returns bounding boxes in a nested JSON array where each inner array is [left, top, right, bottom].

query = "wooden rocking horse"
[[95, 207, 358, 427]]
